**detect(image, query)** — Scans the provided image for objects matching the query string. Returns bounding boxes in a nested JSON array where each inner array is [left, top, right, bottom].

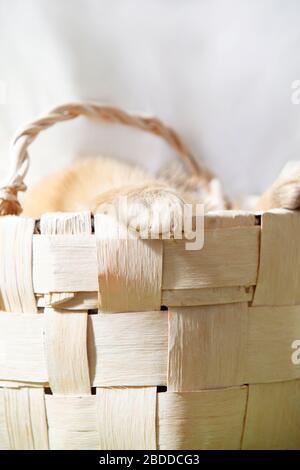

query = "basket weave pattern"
[[0, 208, 300, 450], [0, 104, 299, 450]]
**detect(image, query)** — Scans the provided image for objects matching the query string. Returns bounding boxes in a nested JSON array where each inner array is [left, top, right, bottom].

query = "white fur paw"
[[96, 186, 185, 238]]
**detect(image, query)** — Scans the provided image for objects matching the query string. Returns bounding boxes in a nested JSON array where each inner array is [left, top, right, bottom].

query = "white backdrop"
[[1, 0, 300, 199]]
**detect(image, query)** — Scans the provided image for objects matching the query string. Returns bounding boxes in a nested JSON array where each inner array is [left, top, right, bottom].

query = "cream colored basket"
[[0, 103, 299, 450]]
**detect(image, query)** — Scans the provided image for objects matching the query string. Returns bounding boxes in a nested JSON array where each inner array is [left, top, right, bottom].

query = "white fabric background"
[[1, 0, 300, 198]]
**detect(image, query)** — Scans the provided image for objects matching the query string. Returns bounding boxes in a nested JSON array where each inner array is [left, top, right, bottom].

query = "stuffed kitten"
[[22, 157, 300, 232], [22, 157, 204, 235]]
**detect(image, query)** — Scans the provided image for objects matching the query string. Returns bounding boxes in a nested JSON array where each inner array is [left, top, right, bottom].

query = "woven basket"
[[0, 103, 299, 450]]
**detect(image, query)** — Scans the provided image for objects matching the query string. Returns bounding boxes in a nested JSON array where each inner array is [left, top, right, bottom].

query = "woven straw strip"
[[41, 212, 91, 395]]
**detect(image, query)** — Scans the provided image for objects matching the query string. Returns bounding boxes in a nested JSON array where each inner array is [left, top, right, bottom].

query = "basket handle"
[[0, 102, 211, 216]]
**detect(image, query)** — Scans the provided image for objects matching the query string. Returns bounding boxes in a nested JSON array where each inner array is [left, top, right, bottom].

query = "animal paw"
[[92, 184, 185, 238]]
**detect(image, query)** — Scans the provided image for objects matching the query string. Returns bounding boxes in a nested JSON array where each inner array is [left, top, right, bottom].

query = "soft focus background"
[[1, 0, 300, 199]]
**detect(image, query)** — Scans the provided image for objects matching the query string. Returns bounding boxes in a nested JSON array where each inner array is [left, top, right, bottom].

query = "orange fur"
[[22, 157, 300, 220], [23, 158, 158, 218], [22, 157, 225, 219]]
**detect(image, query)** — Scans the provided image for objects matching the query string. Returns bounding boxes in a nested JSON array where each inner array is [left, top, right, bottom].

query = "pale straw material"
[[0, 104, 299, 450]]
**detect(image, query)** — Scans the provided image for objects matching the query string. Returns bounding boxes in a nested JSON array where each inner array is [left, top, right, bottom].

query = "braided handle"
[[0, 102, 209, 216]]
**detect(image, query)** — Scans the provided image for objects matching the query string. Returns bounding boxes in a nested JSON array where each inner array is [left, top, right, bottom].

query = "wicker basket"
[[0, 103, 299, 450]]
